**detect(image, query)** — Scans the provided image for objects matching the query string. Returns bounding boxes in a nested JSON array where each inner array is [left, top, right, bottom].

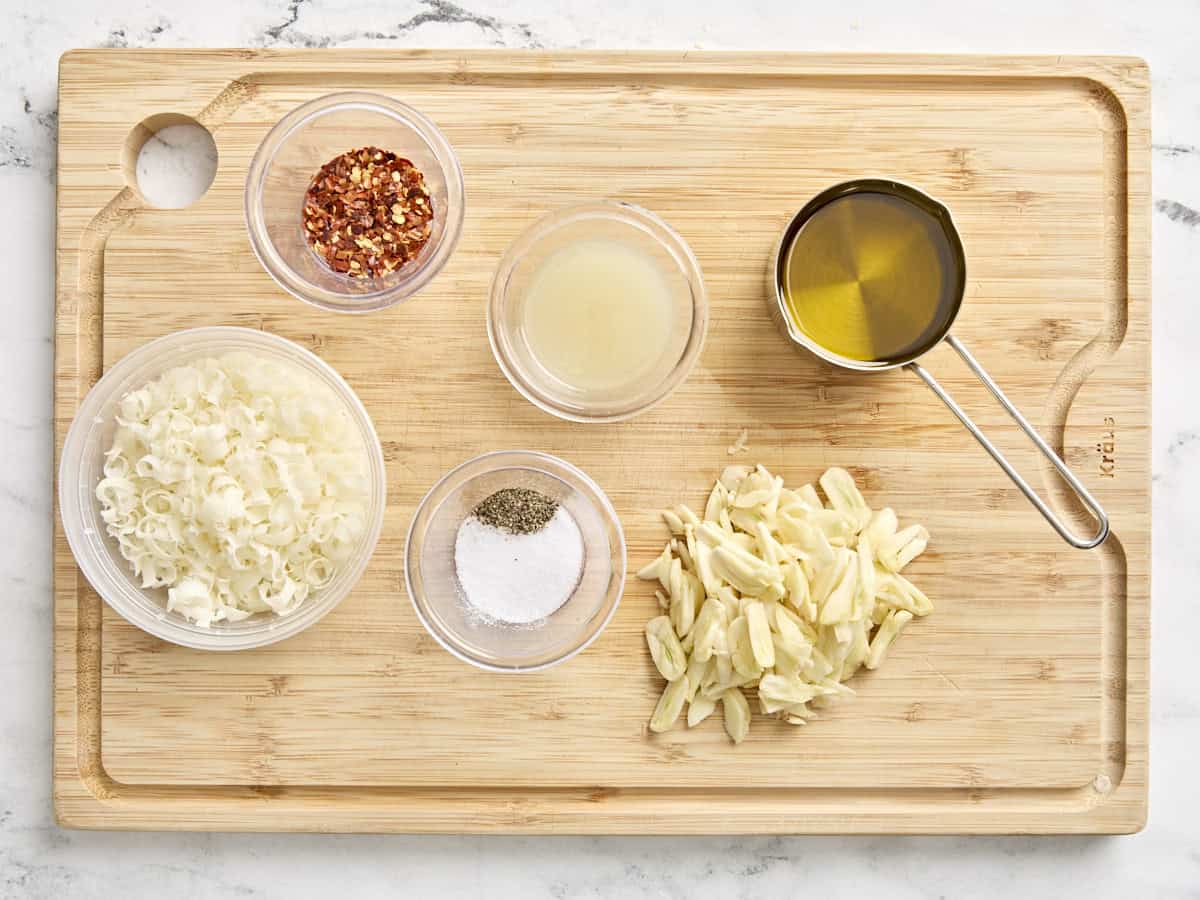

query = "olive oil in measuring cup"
[[769, 179, 1109, 549], [780, 188, 961, 365]]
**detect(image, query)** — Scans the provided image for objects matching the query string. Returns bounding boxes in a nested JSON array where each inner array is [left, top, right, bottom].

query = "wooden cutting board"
[[53, 50, 1150, 833]]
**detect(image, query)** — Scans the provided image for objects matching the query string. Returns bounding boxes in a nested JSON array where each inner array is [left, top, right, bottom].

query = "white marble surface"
[[2, 1, 1198, 896]]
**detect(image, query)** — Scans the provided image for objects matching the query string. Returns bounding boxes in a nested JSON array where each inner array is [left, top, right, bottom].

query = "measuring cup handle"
[[906, 335, 1109, 549]]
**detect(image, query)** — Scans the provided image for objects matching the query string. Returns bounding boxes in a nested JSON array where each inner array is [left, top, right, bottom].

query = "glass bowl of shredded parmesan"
[[59, 327, 386, 650]]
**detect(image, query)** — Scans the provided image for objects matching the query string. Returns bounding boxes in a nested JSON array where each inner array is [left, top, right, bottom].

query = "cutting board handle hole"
[[122, 114, 218, 209]]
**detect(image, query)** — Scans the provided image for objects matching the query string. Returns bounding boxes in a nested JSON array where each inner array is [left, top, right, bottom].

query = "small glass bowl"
[[245, 91, 465, 313], [58, 327, 387, 651], [487, 201, 708, 422], [405, 451, 626, 672]]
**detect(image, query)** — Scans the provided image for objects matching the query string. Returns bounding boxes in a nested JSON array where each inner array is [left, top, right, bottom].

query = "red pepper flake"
[[302, 146, 434, 279]]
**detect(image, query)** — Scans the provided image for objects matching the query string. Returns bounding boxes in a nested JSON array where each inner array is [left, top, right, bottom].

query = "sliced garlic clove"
[[728, 615, 762, 679], [673, 537, 694, 574], [714, 584, 741, 621], [635, 543, 673, 587], [758, 673, 820, 713], [716, 652, 734, 687], [722, 688, 752, 744], [676, 504, 701, 528], [691, 598, 727, 662], [729, 531, 757, 552], [698, 655, 720, 693], [797, 483, 822, 510], [862, 507, 898, 549], [878, 524, 930, 572], [843, 621, 871, 675], [745, 601, 776, 668], [763, 474, 784, 522], [801, 646, 834, 683], [818, 551, 858, 625], [729, 506, 762, 535], [645, 615, 687, 682], [685, 655, 707, 702], [719, 464, 752, 492], [772, 633, 802, 678], [661, 508, 686, 536], [669, 567, 700, 638], [687, 695, 716, 727], [870, 599, 890, 626], [692, 538, 721, 595], [649, 676, 689, 733], [866, 609, 914, 669], [819, 467, 873, 532], [754, 521, 785, 569], [732, 468, 775, 508], [808, 508, 857, 546], [810, 546, 850, 608], [704, 481, 728, 523], [876, 570, 934, 616], [712, 546, 770, 596], [853, 534, 876, 621], [782, 560, 814, 621], [654, 588, 669, 612]]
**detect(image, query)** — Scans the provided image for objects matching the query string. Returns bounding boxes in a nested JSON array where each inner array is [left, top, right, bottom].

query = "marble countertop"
[[3, 0, 1197, 896]]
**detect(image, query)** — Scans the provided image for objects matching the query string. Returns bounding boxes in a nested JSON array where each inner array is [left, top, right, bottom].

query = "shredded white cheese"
[[95, 351, 370, 627]]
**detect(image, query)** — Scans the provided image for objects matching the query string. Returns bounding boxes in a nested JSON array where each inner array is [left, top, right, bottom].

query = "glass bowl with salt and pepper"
[[405, 451, 626, 672]]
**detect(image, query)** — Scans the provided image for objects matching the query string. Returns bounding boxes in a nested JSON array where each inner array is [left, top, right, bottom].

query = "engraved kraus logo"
[[1097, 417, 1115, 478]]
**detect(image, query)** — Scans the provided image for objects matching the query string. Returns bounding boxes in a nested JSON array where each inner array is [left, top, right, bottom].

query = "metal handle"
[[907, 334, 1109, 549]]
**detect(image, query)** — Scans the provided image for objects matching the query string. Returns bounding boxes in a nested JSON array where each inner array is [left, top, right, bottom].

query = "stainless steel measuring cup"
[[770, 178, 1109, 549]]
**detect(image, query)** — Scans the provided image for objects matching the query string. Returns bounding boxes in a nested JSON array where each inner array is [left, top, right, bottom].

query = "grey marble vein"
[[262, 0, 307, 43], [1156, 198, 1200, 228], [394, 0, 542, 47], [99, 22, 169, 49], [0, 87, 57, 175], [0, 484, 37, 510], [1166, 429, 1200, 457], [0, 126, 32, 169], [257, 0, 541, 49]]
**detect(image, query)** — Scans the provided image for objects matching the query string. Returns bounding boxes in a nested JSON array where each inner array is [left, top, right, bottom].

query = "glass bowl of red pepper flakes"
[[245, 92, 465, 313]]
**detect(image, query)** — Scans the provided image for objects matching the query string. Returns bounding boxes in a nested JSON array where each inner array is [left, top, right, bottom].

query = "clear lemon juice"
[[522, 239, 674, 394]]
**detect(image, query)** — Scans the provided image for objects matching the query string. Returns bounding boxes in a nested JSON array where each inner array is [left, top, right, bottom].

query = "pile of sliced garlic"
[[638, 465, 932, 743]]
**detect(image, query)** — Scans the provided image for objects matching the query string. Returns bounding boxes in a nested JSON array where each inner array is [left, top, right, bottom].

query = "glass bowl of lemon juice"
[[487, 201, 708, 423]]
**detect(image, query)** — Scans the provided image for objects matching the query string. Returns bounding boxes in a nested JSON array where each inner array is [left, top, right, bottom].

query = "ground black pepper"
[[472, 488, 558, 535]]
